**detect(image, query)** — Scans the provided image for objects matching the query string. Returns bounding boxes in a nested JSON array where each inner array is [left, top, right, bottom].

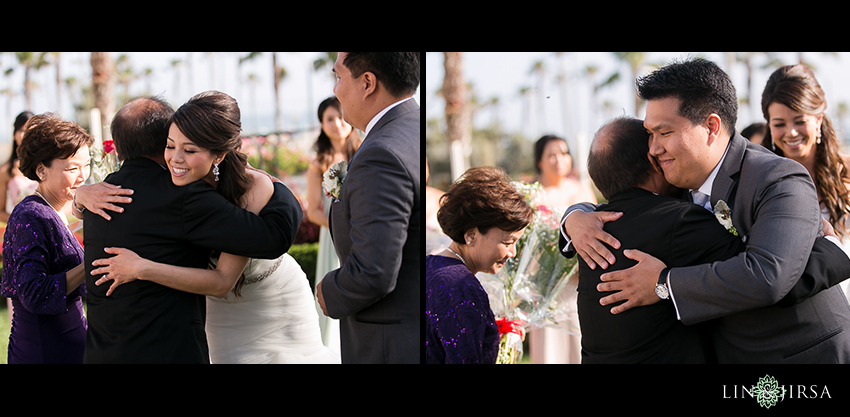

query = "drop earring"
[[213, 162, 220, 182], [817, 127, 822, 144]]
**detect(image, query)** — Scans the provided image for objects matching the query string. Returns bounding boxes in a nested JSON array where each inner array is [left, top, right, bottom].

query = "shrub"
[[289, 242, 318, 292]]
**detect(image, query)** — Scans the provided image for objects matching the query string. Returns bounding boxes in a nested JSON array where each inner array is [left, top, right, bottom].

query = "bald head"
[[588, 117, 656, 200], [111, 96, 174, 162]]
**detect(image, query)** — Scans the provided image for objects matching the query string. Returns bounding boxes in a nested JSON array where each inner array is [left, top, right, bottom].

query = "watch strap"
[[658, 267, 671, 286]]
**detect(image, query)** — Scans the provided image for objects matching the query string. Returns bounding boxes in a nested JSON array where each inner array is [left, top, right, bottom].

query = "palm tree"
[[48, 52, 62, 114], [313, 52, 338, 84], [529, 60, 547, 136], [14, 52, 50, 111], [169, 58, 184, 100], [727, 52, 767, 125], [90, 52, 115, 141], [606, 52, 657, 117], [205, 52, 217, 89], [245, 73, 260, 133], [518, 86, 532, 138], [442, 52, 470, 180], [115, 54, 138, 101], [239, 53, 262, 131], [271, 52, 288, 132]]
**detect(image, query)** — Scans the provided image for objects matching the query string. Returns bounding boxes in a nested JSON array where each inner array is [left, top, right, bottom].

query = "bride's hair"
[[170, 90, 253, 297], [169, 90, 252, 206]]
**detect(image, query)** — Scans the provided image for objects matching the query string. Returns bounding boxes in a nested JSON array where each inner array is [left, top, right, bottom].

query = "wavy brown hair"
[[437, 166, 533, 244], [760, 64, 850, 238], [18, 113, 94, 182]]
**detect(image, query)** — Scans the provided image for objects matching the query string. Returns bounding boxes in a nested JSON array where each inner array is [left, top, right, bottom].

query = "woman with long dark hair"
[[90, 91, 339, 364], [305, 96, 361, 353], [760, 64, 850, 300]]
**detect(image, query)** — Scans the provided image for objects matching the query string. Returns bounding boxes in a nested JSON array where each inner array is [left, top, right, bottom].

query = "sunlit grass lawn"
[[1, 303, 8, 364]]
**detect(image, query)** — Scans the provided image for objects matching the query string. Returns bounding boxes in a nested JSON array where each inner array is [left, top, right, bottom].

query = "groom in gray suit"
[[316, 52, 420, 364], [563, 58, 850, 363]]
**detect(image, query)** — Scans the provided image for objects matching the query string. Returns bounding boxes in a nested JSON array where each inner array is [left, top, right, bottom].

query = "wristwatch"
[[655, 267, 671, 300]]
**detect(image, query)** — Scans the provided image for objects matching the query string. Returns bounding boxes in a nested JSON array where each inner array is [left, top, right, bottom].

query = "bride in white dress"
[[91, 91, 339, 364], [205, 254, 339, 364]]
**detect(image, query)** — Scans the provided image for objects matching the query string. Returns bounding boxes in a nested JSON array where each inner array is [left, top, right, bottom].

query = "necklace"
[[445, 245, 466, 267], [34, 189, 70, 228], [34, 190, 60, 212]]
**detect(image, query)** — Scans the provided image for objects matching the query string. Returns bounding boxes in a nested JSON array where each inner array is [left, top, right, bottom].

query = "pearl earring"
[[213, 162, 220, 182]]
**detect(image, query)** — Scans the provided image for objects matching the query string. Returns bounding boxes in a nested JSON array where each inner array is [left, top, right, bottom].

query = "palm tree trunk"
[[91, 52, 115, 141], [443, 52, 470, 181]]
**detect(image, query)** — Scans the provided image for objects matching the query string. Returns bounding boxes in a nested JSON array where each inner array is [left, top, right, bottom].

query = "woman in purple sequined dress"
[[1, 114, 93, 364], [425, 167, 533, 364]]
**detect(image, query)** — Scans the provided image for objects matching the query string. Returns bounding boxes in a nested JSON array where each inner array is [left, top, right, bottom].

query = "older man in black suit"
[[567, 116, 745, 363], [80, 96, 302, 364]]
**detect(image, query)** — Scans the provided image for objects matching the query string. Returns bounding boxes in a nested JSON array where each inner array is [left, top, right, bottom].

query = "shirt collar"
[[693, 140, 731, 197], [364, 97, 412, 137]]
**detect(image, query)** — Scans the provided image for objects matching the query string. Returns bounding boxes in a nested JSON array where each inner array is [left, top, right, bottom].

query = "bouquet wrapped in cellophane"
[[479, 182, 580, 364], [88, 139, 121, 184]]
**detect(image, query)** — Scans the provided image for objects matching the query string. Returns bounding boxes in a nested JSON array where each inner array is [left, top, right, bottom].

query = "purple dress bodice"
[[425, 255, 499, 364], [1, 195, 86, 363]]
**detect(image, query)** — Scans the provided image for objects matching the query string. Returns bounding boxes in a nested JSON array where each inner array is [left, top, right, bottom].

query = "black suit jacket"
[[573, 189, 744, 363], [83, 158, 302, 364], [560, 189, 850, 364]]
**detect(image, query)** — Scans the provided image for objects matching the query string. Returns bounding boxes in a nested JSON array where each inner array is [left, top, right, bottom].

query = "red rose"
[[103, 140, 115, 155]]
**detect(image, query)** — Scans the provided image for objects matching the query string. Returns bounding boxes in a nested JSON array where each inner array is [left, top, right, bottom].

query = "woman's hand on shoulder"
[[75, 182, 134, 221]]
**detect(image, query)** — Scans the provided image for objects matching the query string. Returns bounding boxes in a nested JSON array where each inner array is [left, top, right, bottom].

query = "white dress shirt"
[[364, 97, 413, 137]]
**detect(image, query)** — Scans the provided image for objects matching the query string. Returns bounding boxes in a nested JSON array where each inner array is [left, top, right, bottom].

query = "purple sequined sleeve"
[[0, 197, 85, 315], [425, 255, 500, 364]]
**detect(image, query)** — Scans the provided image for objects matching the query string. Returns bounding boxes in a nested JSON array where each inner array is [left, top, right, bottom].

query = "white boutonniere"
[[322, 160, 348, 200], [713, 200, 738, 236]]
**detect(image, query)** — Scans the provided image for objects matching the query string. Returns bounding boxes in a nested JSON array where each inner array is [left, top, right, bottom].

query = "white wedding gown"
[[205, 254, 341, 364]]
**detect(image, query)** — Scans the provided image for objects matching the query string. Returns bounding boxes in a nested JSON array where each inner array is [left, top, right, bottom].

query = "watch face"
[[655, 284, 668, 299]]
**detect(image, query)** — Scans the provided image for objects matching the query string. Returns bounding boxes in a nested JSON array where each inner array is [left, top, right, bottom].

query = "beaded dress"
[[425, 254, 500, 364], [205, 253, 340, 364], [1, 195, 86, 364]]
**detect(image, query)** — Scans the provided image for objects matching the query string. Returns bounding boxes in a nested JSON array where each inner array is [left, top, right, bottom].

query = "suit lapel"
[[711, 131, 747, 211], [367, 98, 419, 139]]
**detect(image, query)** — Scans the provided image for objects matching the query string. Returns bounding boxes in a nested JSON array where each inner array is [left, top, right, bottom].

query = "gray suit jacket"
[[671, 132, 850, 363], [321, 99, 420, 364]]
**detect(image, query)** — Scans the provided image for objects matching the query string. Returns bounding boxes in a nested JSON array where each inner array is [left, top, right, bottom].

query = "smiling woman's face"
[[164, 123, 221, 187], [767, 101, 823, 163], [466, 227, 525, 275]]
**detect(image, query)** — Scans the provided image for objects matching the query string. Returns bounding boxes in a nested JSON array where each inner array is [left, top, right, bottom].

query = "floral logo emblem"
[[713, 200, 738, 237], [752, 375, 785, 409]]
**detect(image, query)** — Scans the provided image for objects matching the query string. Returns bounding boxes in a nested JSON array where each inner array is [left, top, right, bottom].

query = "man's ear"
[[362, 71, 378, 99], [705, 113, 722, 145]]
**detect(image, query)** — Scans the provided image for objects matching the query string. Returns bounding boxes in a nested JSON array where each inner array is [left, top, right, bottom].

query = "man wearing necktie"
[[560, 58, 850, 363], [690, 191, 710, 212]]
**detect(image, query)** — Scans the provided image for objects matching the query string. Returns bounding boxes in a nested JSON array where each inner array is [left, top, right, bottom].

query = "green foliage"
[[289, 242, 318, 291]]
